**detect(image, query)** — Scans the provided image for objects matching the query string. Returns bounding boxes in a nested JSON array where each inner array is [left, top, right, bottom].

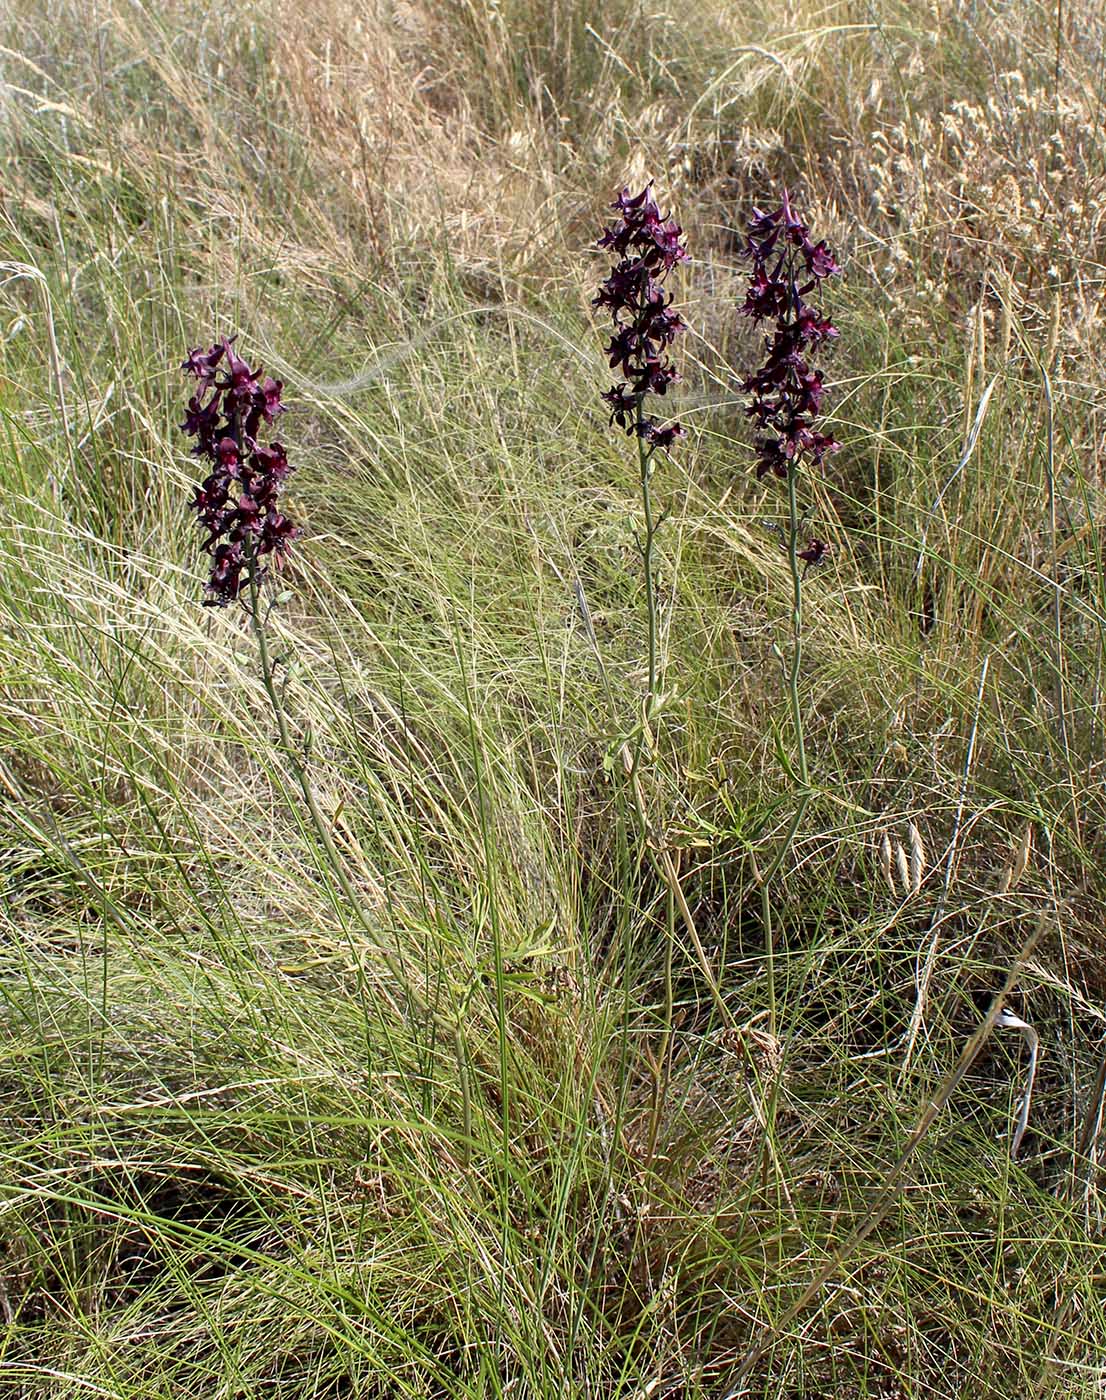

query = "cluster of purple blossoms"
[[740, 189, 842, 483], [181, 338, 300, 606], [596, 183, 688, 452]]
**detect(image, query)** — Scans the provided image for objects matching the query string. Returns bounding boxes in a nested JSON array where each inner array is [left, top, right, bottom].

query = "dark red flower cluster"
[[596, 182, 688, 451], [740, 190, 841, 481], [181, 337, 300, 606]]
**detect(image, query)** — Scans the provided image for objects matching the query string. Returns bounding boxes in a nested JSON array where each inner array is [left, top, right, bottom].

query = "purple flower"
[[740, 263, 791, 321], [260, 509, 299, 553], [806, 430, 841, 467], [606, 325, 645, 376], [642, 303, 686, 352], [754, 435, 789, 482], [795, 306, 839, 345], [739, 190, 841, 482], [601, 384, 640, 429], [798, 538, 831, 566], [259, 377, 285, 422], [180, 337, 301, 606], [250, 440, 291, 482], [216, 437, 241, 471], [649, 221, 689, 274], [180, 394, 222, 454], [593, 266, 643, 313], [222, 340, 259, 400], [612, 184, 661, 219], [599, 183, 689, 274], [804, 240, 841, 280], [630, 359, 679, 397], [595, 181, 688, 454], [638, 419, 686, 451], [208, 543, 245, 600], [181, 343, 226, 385]]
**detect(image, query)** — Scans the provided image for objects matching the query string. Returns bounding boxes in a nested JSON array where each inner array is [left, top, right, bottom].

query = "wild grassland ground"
[[1, 0, 1106, 1395]]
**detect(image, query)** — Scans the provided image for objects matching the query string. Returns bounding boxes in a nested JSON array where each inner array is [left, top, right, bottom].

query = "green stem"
[[636, 400, 659, 730], [784, 463, 809, 787], [244, 551, 473, 1163], [760, 879, 777, 1039], [761, 464, 810, 1038]]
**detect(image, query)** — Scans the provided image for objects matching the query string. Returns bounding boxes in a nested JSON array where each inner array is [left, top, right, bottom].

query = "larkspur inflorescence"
[[596, 182, 688, 450], [181, 337, 300, 605], [739, 189, 841, 481]]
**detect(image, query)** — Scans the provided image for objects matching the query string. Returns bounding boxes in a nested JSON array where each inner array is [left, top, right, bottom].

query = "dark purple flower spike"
[[739, 191, 841, 481], [180, 336, 300, 606], [596, 181, 688, 449]]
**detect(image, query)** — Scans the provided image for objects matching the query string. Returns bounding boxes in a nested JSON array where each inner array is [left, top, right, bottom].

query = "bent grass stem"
[[244, 551, 473, 1164]]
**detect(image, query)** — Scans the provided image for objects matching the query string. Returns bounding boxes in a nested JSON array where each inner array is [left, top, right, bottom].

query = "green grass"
[[2, 0, 1106, 1394]]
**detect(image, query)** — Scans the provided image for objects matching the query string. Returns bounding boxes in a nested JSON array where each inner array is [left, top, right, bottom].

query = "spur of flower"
[[180, 337, 300, 605], [596, 181, 688, 449], [739, 189, 841, 481]]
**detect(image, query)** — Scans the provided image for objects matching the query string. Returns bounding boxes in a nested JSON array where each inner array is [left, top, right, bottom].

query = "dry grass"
[[1, 0, 1106, 1395]]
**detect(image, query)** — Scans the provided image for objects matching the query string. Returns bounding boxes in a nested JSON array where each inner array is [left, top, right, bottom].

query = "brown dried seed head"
[[1047, 287, 1062, 365], [895, 841, 910, 895], [1010, 823, 1034, 886], [879, 833, 894, 893], [996, 267, 1013, 362], [908, 822, 925, 894]]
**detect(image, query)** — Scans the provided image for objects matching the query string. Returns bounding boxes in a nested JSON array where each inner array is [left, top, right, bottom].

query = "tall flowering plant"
[[594, 184, 733, 1057], [178, 337, 473, 1159], [738, 191, 842, 1030], [596, 182, 688, 736]]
